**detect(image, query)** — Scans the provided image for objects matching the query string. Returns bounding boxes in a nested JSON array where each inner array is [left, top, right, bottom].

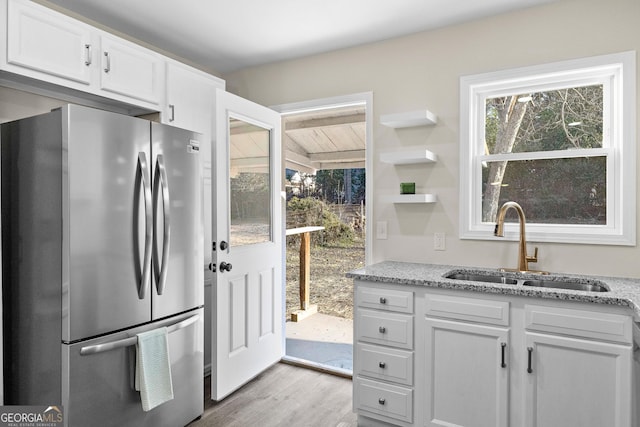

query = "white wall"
[[223, 0, 640, 278], [0, 87, 67, 123]]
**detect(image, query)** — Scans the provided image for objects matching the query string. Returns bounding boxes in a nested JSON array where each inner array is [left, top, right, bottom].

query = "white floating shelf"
[[383, 194, 437, 204], [380, 148, 438, 165], [380, 110, 438, 128]]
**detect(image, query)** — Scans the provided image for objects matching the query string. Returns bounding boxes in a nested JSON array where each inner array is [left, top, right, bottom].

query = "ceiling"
[[283, 105, 366, 173], [36, 0, 554, 173], [39, 0, 555, 74]]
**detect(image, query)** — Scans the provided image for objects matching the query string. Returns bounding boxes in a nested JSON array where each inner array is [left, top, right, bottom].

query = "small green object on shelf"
[[400, 182, 415, 194]]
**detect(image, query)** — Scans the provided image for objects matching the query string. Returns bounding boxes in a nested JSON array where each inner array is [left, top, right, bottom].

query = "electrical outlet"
[[376, 221, 388, 240], [434, 232, 446, 251]]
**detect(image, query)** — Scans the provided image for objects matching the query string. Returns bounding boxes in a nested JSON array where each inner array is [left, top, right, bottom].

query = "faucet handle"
[[527, 247, 539, 263]]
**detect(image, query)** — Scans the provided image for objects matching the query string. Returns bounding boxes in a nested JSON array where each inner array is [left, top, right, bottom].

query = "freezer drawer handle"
[[138, 152, 153, 300], [79, 314, 199, 356], [153, 154, 171, 295]]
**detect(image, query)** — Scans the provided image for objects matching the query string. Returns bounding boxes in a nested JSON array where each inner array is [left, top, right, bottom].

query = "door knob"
[[220, 241, 228, 250], [220, 262, 232, 272]]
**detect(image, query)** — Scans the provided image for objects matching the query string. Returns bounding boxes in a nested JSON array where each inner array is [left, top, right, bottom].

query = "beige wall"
[[224, 0, 640, 277]]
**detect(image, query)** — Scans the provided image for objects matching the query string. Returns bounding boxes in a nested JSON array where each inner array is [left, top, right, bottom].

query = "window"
[[460, 52, 636, 245]]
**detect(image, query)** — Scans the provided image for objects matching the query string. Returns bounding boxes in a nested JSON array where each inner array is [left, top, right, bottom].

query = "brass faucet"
[[494, 201, 543, 273]]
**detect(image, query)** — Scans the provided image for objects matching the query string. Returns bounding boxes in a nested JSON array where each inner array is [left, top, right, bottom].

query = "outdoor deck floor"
[[285, 313, 354, 374]]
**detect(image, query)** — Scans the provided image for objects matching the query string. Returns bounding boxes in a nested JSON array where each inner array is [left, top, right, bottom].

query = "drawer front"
[[356, 343, 413, 386], [426, 294, 509, 326], [355, 377, 413, 423], [357, 285, 414, 314], [525, 304, 632, 344], [357, 309, 413, 349]]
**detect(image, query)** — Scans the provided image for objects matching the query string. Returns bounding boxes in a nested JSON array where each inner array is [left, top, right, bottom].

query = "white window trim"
[[459, 51, 636, 245]]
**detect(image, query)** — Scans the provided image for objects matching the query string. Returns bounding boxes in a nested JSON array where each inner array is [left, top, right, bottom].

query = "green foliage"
[[286, 197, 354, 246], [313, 169, 366, 204]]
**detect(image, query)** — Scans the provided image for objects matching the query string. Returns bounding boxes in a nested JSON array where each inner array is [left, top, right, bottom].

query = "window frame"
[[459, 51, 636, 245]]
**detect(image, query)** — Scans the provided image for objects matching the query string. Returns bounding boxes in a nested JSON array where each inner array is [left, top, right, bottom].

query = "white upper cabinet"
[[1, 0, 167, 111], [164, 61, 223, 131], [5, 0, 93, 85], [99, 35, 163, 105]]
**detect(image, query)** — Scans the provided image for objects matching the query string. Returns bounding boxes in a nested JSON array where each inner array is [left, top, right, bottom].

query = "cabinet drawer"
[[356, 343, 413, 386], [355, 377, 413, 423], [525, 304, 632, 344], [357, 285, 414, 313], [357, 309, 413, 349], [425, 294, 510, 326]]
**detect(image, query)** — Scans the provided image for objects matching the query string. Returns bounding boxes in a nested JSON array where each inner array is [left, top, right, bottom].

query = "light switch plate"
[[376, 221, 388, 239], [434, 232, 446, 250]]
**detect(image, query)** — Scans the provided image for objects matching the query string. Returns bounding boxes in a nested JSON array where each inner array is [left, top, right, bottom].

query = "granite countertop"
[[346, 261, 640, 320]]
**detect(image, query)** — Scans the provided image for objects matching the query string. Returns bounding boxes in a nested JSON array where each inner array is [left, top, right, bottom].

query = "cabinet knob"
[[379, 297, 387, 304], [378, 326, 386, 333], [378, 398, 386, 405], [378, 361, 386, 369]]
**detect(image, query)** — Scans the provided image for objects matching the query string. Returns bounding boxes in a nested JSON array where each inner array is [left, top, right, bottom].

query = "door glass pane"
[[229, 117, 271, 247]]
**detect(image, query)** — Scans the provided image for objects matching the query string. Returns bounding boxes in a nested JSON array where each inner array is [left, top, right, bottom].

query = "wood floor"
[[189, 362, 358, 427]]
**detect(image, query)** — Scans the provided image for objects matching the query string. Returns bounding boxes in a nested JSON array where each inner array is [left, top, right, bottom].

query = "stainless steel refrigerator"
[[1, 105, 204, 426]]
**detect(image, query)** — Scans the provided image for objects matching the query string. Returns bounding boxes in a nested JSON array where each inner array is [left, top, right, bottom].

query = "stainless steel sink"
[[522, 280, 608, 292], [445, 270, 609, 292], [445, 272, 518, 285]]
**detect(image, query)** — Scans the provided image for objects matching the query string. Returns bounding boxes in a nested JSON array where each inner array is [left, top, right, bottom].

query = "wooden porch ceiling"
[[283, 105, 366, 173]]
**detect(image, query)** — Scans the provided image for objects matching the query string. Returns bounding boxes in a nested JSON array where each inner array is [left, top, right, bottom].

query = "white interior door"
[[211, 89, 283, 400]]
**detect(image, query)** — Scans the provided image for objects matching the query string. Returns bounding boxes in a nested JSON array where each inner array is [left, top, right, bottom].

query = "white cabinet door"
[[6, 0, 92, 85], [425, 318, 509, 427], [525, 332, 632, 427], [165, 62, 223, 130], [99, 35, 163, 105]]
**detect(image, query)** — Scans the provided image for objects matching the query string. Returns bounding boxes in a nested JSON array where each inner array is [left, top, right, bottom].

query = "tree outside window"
[[482, 85, 606, 225]]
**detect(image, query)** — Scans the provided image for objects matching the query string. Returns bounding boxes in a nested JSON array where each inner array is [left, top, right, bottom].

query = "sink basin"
[[445, 272, 518, 285], [445, 270, 609, 292], [523, 280, 608, 292]]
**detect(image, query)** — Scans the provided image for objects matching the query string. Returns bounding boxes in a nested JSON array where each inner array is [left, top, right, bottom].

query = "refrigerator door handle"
[[79, 314, 199, 356], [138, 152, 153, 300], [153, 154, 171, 295]]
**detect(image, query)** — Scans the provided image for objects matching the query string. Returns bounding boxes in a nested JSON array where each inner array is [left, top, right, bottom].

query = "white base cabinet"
[[353, 280, 638, 427], [354, 285, 415, 426], [425, 318, 509, 427], [525, 332, 631, 427]]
